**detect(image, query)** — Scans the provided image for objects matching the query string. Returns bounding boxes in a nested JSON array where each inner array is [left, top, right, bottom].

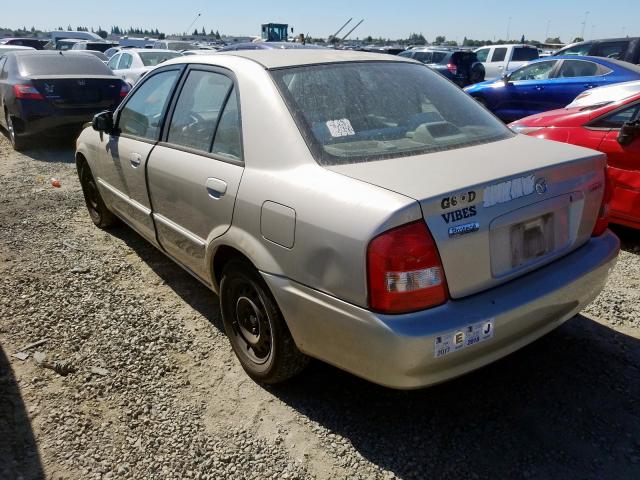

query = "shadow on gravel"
[[19, 139, 76, 165], [271, 315, 640, 480], [611, 224, 640, 255], [101, 225, 640, 479], [107, 225, 224, 331], [0, 345, 44, 480]]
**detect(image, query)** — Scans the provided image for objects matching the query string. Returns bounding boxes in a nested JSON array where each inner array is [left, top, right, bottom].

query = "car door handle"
[[129, 152, 142, 168], [535, 86, 545, 91], [584, 84, 595, 89], [205, 177, 227, 199]]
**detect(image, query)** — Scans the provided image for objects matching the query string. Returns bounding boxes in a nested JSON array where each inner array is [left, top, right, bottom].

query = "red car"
[[510, 82, 640, 229]]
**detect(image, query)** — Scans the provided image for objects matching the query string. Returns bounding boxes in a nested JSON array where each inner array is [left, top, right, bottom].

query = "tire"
[[5, 111, 26, 151], [220, 259, 309, 384], [78, 161, 117, 228]]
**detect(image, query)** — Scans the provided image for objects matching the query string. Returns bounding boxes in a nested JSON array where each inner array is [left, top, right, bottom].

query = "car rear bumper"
[[262, 230, 619, 389]]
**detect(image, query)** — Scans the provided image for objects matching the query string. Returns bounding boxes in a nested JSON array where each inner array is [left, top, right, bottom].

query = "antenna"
[[330, 18, 352, 41], [340, 19, 364, 43]]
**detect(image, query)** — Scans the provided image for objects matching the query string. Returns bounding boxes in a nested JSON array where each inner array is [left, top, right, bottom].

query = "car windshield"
[[138, 51, 182, 66], [271, 62, 512, 165], [17, 53, 112, 76]]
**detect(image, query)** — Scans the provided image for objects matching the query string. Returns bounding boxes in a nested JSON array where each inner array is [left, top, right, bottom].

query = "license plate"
[[434, 320, 495, 358], [510, 213, 554, 268]]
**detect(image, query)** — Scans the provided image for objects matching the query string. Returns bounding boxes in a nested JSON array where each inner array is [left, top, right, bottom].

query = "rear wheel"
[[220, 259, 309, 384], [5, 112, 25, 151], [79, 161, 116, 228]]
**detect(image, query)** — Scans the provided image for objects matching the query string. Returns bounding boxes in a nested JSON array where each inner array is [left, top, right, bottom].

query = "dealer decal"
[[441, 191, 477, 210], [441, 206, 477, 224], [483, 175, 547, 208], [434, 319, 495, 358], [448, 222, 480, 238]]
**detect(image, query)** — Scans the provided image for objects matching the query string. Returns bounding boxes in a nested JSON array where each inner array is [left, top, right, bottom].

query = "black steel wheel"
[[220, 259, 309, 384], [78, 161, 116, 228]]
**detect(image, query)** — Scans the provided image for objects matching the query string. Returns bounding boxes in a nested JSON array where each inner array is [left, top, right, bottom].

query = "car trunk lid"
[[327, 135, 606, 299], [30, 75, 122, 108]]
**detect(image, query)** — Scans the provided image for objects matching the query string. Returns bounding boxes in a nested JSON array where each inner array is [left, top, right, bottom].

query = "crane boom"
[[340, 19, 364, 42]]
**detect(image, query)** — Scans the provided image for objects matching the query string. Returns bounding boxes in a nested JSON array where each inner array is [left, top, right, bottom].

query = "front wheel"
[[220, 259, 309, 384]]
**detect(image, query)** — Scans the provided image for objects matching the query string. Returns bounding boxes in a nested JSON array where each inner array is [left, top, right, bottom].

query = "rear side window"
[[512, 47, 539, 62], [475, 48, 490, 62], [118, 53, 133, 69], [139, 51, 181, 67], [596, 41, 629, 60], [167, 70, 233, 152], [17, 53, 112, 76], [107, 54, 120, 70], [271, 62, 512, 165], [557, 60, 608, 78], [490, 48, 507, 62], [211, 88, 242, 161], [118, 70, 180, 140]]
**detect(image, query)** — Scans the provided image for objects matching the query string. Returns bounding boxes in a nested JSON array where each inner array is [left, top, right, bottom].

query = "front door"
[[100, 67, 183, 242], [146, 67, 244, 279], [499, 60, 559, 121]]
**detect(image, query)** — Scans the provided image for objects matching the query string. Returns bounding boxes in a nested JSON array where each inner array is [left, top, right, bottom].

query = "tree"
[[96, 26, 108, 39], [434, 35, 446, 44], [215, 30, 221, 40], [193, 28, 199, 36], [201, 27, 206, 36], [545, 36, 562, 44], [158, 33, 166, 40], [408, 32, 426, 45], [573, 37, 584, 43]]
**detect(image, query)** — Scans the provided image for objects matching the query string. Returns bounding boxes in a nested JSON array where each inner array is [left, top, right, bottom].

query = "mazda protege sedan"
[[75, 50, 619, 389]]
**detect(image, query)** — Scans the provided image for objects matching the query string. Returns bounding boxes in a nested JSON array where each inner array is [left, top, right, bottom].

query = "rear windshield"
[[414, 51, 448, 64], [271, 62, 512, 165], [512, 47, 539, 62], [83, 42, 112, 52], [139, 51, 182, 66], [18, 53, 113, 76]]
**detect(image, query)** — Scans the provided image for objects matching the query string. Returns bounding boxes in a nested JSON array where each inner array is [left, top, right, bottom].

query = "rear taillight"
[[13, 84, 44, 100], [120, 83, 130, 98], [446, 63, 458, 75], [592, 167, 612, 237], [367, 221, 448, 314]]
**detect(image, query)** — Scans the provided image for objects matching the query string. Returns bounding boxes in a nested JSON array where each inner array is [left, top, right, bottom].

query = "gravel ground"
[[0, 134, 639, 480]]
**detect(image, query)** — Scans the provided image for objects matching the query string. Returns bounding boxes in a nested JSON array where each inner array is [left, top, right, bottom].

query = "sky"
[[2, 0, 638, 43]]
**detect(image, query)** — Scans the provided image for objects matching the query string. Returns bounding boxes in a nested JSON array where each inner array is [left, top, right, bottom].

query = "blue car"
[[463, 55, 640, 122]]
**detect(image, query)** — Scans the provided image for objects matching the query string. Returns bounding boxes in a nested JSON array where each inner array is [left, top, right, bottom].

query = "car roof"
[[541, 55, 640, 73], [117, 48, 177, 53], [212, 49, 414, 69], [0, 45, 35, 50], [561, 37, 638, 48]]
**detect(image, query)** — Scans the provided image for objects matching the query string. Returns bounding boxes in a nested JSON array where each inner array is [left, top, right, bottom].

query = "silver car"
[[76, 50, 619, 389]]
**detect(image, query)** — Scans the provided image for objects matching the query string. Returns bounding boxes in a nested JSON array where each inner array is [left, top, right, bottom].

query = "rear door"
[[546, 59, 612, 108], [99, 67, 183, 242], [146, 66, 244, 279]]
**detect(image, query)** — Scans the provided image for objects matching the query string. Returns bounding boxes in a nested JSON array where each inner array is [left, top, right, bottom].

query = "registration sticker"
[[326, 118, 355, 137], [434, 319, 495, 358]]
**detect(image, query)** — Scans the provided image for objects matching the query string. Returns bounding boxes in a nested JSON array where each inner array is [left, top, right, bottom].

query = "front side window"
[[510, 61, 558, 81], [591, 103, 640, 129], [560, 42, 592, 56], [271, 62, 512, 165], [118, 69, 180, 140], [167, 70, 233, 151], [107, 54, 120, 70], [475, 48, 490, 62], [491, 48, 507, 62]]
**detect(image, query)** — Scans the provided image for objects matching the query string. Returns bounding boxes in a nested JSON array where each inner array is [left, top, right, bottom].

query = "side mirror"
[[501, 72, 511, 85], [92, 111, 114, 134], [618, 121, 640, 146]]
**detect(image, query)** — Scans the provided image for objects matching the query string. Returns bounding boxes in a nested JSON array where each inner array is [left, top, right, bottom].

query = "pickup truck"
[[474, 44, 539, 81]]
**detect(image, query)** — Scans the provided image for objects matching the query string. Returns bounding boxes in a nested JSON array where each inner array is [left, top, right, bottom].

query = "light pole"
[[506, 16, 512, 41], [591, 24, 596, 40], [545, 20, 550, 41], [580, 11, 590, 40]]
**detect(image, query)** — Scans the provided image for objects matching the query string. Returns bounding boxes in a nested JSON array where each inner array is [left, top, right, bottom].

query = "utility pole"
[[506, 16, 512, 41], [185, 13, 201, 36], [545, 20, 550, 41]]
